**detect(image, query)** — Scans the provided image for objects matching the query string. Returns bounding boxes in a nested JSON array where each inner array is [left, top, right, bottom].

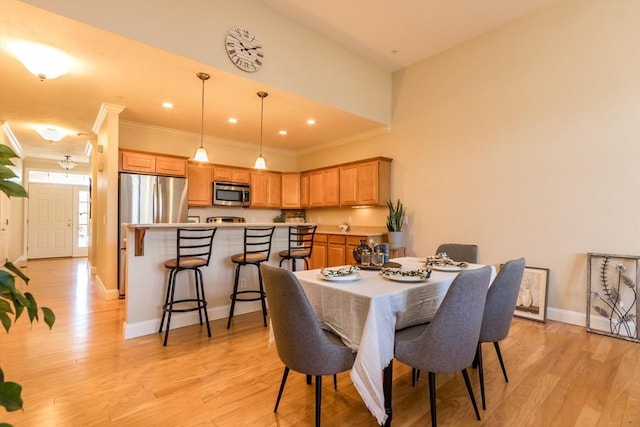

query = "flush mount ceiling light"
[[254, 91, 268, 170], [57, 155, 77, 171], [8, 40, 74, 80], [35, 125, 67, 142], [193, 72, 210, 162]]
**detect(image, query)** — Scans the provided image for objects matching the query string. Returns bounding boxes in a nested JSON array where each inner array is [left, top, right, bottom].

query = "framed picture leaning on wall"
[[512, 265, 549, 322]]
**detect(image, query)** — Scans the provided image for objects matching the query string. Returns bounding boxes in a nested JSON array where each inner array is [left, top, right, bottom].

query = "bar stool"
[[278, 225, 317, 271], [159, 227, 217, 346], [227, 226, 275, 329]]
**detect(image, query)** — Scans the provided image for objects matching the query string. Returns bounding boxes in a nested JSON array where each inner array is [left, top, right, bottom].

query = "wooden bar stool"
[[278, 225, 317, 271], [227, 226, 275, 329], [159, 227, 217, 346]]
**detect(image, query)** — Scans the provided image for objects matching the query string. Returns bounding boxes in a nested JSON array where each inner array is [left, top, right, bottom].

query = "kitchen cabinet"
[[187, 162, 213, 206], [309, 234, 328, 269], [339, 158, 391, 207], [250, 171, 282, 208], [300, 173, 309, 208], [281, 173, 301, 208], [328, 235, 346, 266], [213, 166, 251, 184], [311, 233, 378, 268], [120, 150, 187, 177], [309, 167, 340, 207]]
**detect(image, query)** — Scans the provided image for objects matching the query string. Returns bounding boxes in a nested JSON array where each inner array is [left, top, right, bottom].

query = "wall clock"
[[225, 27, 264, 73]]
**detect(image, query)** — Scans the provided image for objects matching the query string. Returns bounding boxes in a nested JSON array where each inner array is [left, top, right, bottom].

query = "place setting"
[[424, 252, 470, 271], [319, 265, 361, 282], [379, 266, 432, 282]]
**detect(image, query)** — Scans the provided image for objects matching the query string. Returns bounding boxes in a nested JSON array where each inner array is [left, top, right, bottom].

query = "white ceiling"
[[0, 0, 556, 164]]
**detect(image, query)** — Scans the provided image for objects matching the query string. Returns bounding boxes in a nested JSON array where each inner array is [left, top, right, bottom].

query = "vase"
[[387, 231, 404, 249], [520, 287, 533, 307], [353, 239, 371, 263]]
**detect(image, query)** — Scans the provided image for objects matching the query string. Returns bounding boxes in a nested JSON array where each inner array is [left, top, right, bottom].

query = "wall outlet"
[[240, 278, 247, 289]]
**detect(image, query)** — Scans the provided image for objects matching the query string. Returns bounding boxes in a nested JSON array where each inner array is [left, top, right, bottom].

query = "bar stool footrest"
[[230, 290, 266, 302], [163, 298, 208, 313]]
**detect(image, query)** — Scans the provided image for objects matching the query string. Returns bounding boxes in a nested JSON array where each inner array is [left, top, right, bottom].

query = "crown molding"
[[1, 122, 26, 158], [92, 103, 126, 134], [296, 126, 390, 156]]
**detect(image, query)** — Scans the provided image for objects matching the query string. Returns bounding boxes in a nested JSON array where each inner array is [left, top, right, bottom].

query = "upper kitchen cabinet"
[[300, 172, 310, 208], [187, 162, 213, 206], [281, 173, 301, 209], [339, 158, 392, 207], [309, 167, 340, 207], [120, 150, 187, 177], [251, 171, 282, 208], [213, 166, 251, 184]]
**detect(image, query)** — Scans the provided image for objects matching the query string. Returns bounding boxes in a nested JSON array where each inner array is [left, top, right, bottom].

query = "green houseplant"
[[0, 145, 55, 420], [386, 199, 406, 249]]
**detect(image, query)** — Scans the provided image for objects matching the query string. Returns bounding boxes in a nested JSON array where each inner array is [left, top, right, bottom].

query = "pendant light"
[[254, 91, 268, 169], [194, 72, 210, 162], [57, 155, 77, 171]]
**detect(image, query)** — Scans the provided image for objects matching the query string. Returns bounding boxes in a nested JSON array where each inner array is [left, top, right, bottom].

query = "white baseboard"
[[546, 306, 585, 327], [95, 274, 120, 300], [124, 301, 263, 339]]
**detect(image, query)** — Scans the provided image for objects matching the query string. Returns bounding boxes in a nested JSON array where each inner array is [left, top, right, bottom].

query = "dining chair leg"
[[306, 374, 312, 384], [461, 368, 481, 421], [257, 264, 268, 327], [274, 366, 290, 412], [477, 343, 486, 410], [411, 367, 420, 386], [333, 374, 337, 390], [428, 372, 437, 427], [315, 375, 322, 427], [494, 341, 509, 382], [304, 258, 309, 270]]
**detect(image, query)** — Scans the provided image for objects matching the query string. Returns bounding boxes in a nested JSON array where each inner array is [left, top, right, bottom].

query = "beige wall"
[[300, 1, 640, 319]]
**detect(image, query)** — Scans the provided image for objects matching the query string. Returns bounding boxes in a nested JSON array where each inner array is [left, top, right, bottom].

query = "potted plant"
[[0, 145, 55, 421], [386, 199, 406, 248]]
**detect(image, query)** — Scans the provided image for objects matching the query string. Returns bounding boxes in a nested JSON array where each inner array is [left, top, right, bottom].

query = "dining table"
[[293, 256, 496, 426]]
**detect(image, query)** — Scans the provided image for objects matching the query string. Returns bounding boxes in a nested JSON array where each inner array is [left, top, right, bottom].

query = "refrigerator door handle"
[[154, 182, 161, 223]]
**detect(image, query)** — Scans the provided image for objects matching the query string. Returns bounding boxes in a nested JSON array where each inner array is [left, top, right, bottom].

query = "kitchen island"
[[121, 222, 386, 339]]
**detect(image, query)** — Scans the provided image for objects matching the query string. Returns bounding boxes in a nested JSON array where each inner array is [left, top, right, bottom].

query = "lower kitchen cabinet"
[[309, 234, 328, 269], [310, 233, 380, 268]]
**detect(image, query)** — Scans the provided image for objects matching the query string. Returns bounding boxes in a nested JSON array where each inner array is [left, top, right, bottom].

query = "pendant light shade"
[[57, 155, 77, 170], [194, 72, 210, 162], [254, 91, 268, 170]]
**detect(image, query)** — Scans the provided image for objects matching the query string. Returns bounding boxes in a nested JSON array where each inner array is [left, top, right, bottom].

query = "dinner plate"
[[429, 265, 467, 272], [318, 274, 360, 282], [381, 273, 427, 282]]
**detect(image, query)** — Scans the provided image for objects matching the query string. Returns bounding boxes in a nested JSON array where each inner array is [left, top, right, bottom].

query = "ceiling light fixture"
[[306, 119, 316, 125], [57, 155, 77, 171], [35, 125, 66, 142], [193, 72, 210, 162], [254, 91, 268, 170], [9, 40, 74, 80]]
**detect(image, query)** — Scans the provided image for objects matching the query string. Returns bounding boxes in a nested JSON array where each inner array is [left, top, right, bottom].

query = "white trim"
[[297, 126, 391, 155], [95, 273, 120, 300], [93, 103, 125, 134], [546, 306, 585, 326], [0, 122, 25, 158], [124, 301, 263, 339]]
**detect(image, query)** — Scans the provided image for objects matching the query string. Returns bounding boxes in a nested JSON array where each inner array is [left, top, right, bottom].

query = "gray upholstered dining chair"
[[260, 264, 356, 427], [476, 257, 526, 410], [436, 243, 478, 263], [394, 266, 492, 427]]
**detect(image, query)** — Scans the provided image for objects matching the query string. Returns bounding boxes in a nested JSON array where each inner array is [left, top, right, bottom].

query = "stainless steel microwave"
[[213, 181, 250, 207]]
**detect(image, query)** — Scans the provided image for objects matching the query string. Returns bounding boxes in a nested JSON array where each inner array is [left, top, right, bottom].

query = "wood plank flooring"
[[2, 258, 640, 426]]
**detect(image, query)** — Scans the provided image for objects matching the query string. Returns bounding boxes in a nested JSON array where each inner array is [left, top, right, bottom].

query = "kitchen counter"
[[315, 225, 387, 237]]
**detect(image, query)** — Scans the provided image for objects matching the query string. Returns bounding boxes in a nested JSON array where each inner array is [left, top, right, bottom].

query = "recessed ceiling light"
[[306, 119, 316, 125], [228, 118, 238, 124], [279, 130, 287, 136], [162, 102, 174, 109], [34, 125, 67, 142]]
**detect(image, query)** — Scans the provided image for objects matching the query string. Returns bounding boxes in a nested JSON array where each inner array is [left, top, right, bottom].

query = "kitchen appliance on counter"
[[206, 216, 246, 224], [118, 172, 188, 298], [213, 181, 250, 207]]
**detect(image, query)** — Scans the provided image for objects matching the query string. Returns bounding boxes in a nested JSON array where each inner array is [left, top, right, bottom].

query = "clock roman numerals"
[[225, 27, 264, 73]]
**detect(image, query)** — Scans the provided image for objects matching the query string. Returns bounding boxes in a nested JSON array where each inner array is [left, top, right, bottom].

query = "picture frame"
[[587, 253, 639, 342], [513, 266, 549, 322], [187, 216, 200, 224]]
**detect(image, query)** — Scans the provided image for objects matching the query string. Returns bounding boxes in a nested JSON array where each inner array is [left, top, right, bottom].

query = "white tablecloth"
[[294, 257, 496, 425]]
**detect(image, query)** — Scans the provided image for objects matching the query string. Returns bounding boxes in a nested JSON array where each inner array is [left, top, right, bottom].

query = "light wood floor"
[[2, 258, 640, 426]]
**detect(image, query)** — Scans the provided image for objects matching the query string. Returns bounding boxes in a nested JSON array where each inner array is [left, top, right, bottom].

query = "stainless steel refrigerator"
[[118, 172, 188, 297]]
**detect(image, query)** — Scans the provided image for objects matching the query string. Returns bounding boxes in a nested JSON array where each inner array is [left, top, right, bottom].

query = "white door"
[[28, 183, 73, 259]]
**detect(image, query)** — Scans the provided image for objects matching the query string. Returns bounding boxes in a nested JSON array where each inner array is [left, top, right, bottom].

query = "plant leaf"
[[3, 262, 29, 285], [0, 312, 11, 333], [0, 180, 28, 198], [41, 307, 56, 329], [0, 166, 18, 180], [0, 144, 19, 159], [24, 292, 38, 323], [0, 380, 24, 412]]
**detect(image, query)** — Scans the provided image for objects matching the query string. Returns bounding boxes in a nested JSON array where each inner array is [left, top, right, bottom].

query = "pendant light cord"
[[200, 76, 205, 149]]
